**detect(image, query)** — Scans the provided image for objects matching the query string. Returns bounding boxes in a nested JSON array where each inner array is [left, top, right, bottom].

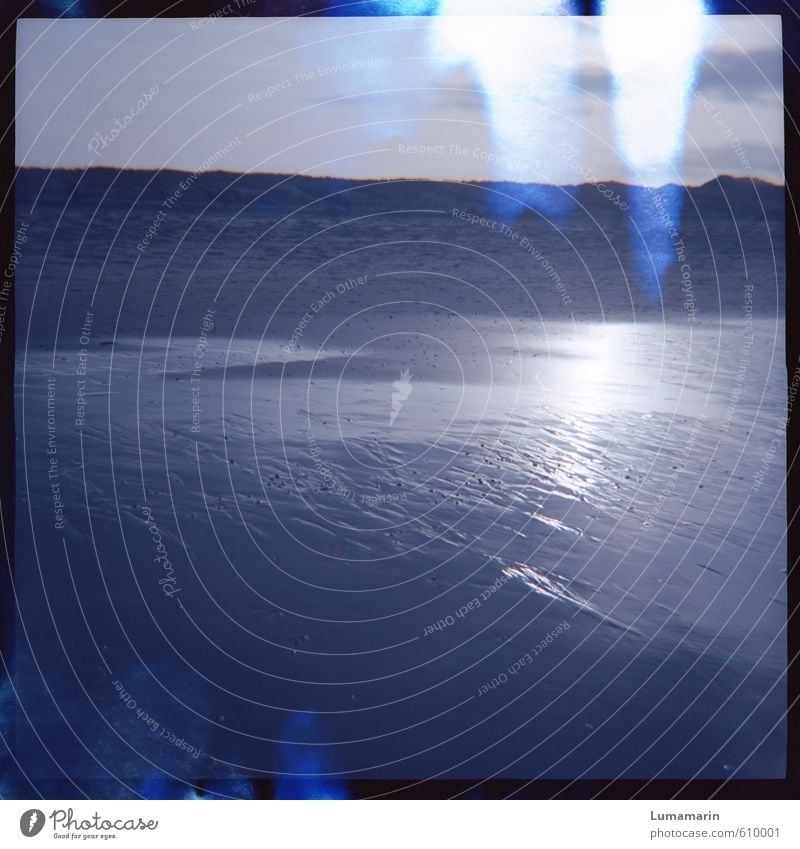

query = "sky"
[[16, 14, 784, 185]]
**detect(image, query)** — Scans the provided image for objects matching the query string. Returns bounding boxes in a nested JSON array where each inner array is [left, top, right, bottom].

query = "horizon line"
[[14, 164, 785, 191]]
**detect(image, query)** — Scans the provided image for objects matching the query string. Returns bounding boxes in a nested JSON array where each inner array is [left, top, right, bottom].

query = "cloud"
[[696, 45, 783, 100]]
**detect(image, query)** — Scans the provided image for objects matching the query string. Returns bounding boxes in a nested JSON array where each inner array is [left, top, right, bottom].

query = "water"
[[10, 168, 785, 785]]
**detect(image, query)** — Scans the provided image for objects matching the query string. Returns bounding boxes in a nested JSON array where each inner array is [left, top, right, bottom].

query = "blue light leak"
[[42, 0, 89, 17], [325, 0, 440, 14], [323, 2, 582, 221], [193, 780, 257, 800], [359, 0, 440, 12], [137, 775, 198, 800], [626, 184, 686, 301], [0, 677, 24, 798], [601, 1, 709, 299], [136, 774, 258, 800], [273, 713, 348, 800], [433, 2, 582, 222]]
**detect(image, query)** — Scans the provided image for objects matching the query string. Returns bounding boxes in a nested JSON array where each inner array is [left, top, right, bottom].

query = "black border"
[[0, 0, 796, 800]]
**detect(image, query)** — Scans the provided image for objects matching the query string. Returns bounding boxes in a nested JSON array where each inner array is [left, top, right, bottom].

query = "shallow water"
[[15, 316, 785, 781], [11, 168, 786, 784]]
